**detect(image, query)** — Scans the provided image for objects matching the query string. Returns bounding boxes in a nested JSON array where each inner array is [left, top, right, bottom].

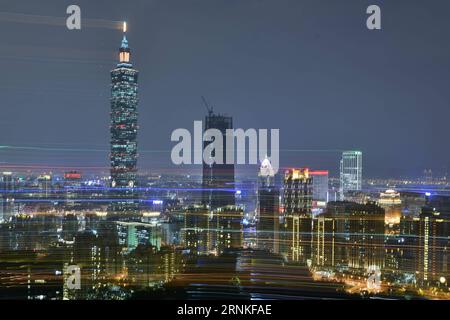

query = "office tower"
[[282, 168, 313, 264], [215, 205, 244, 255], [257, 157, 280, 253], [312, 202, 352, 271], [346, 202, 385, 272], [310, 170, 329, 203], [378, 190, 403, 279], [71, 230, 105, 299], [183, 205, 211, 255], [398, 215, 420, 277], [339, 151, 362, 200], [0, 172, 14, 222], [312, 212, 337, 269], [202, 109, 235, 209], [108, 24, 139, 218], [417, 205, 449, 288]]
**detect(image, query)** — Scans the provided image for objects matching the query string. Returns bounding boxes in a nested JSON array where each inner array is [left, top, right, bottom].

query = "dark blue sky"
[[0, 0, 449, 178]]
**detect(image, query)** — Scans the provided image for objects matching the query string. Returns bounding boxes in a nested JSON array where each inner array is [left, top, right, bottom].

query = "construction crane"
[[201, 96, 214, 116]]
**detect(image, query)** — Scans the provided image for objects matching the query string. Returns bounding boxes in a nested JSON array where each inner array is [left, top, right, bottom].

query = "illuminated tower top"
[[109, 21, 139, 218], [119, 21, 131, 66]]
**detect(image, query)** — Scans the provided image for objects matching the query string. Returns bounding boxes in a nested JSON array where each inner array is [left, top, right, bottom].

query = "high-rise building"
[[202, 109, 235, 209], [281, 168, 313, 264], [108, 24, 139, 218], [379, 188, 402, 233], [379, 189, 404, 279], [312, 203, 350, 271], [317, 201, 386, 276], [339, 151, 362, 200], [398, 215, 420, 277], [183, 205, 210, 255], [347, 202, 385, 272], [0, 172, 15, 222], [183, 203, 243, 256], [214, 205, 244, 255], [312, 212, 338, 269], [310, 170, 329, 203], [257, 157, 280, 253], [417, 203, 449, 288]]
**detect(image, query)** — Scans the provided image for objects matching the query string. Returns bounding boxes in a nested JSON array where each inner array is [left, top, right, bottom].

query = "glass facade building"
[[340, 151, 362, 200]]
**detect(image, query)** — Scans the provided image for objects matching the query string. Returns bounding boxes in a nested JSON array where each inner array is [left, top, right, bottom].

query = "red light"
[[309, 170, 329, 176], [64, 173, 81, 179]]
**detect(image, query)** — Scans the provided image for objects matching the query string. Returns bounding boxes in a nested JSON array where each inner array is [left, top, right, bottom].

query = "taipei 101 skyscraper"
[[108, 22, 139, 218]]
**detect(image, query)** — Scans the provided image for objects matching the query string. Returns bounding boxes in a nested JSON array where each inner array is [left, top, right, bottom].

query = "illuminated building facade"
[[379, 189, 402, 228], [214, 205, 244, 255], [398, 216, 420, 277], [347, 202, 385, 272], [109, 24, 139, 218], [282, 168, 313, 263], [418, 206, 449, 288], [312, 213, 337, 269], [183, 204, 243, 256], [183, 205, 210, 255], [257, 157, 280, 253], [315, 201, 385, 274], [339, 151, 362, 200], [202, 111, 235, 209], [379, 189, 403, 275], [117, 221, 162, 252]]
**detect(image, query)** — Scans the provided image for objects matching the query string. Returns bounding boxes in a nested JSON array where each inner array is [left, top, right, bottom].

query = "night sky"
[[0, 0, 450, 178]]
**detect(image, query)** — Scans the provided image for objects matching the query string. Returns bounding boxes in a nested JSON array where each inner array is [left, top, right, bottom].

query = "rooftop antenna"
[[201, 96, 214, 116]]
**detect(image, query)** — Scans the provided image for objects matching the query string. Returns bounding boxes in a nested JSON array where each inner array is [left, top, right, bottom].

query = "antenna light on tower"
[[119, 21, 130, 63]]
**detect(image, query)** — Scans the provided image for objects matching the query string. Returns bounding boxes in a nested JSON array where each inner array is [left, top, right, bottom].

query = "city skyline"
[[1, 1, 450, 178], [0, 0, 449, 303]]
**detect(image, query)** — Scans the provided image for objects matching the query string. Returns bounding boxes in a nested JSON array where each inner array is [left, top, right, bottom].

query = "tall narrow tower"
[[257, 157, 280, 253], [339, 151, 362, 200], [282, 168, 313, 263], [202, 110, 235, 209], [109, 22, 139, 218]]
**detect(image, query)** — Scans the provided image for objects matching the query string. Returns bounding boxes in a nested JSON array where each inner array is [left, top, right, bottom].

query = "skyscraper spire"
[[121, 21, 128, 48], [119, 21, 131, 64], [109, 21, 139, 219]]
